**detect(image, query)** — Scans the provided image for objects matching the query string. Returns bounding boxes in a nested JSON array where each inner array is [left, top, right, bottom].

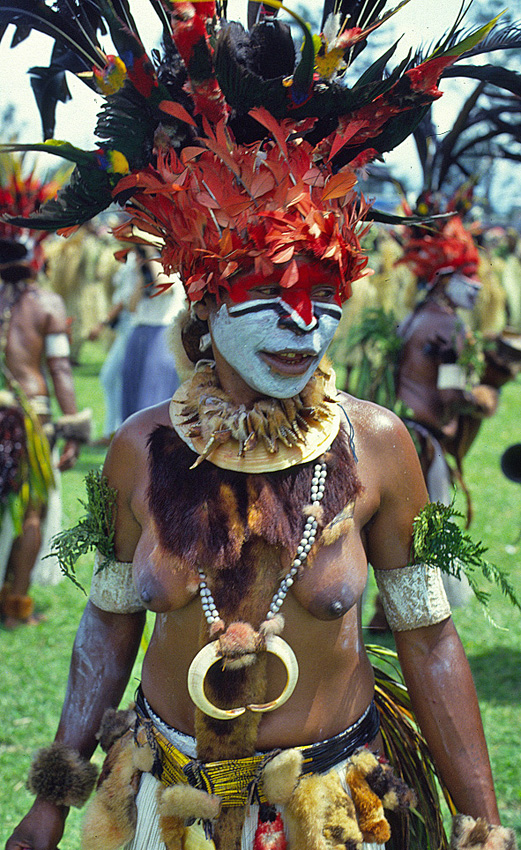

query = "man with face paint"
[[395, 228, 500, 511], [5, 4, 516, 850]]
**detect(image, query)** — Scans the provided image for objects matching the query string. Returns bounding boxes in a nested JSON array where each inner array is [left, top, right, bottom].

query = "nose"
[[277, 314, 318, 334]]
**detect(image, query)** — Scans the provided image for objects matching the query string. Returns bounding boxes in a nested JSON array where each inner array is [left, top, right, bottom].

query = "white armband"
[[374, 563, 451, 631], [45, 332, 71, 358], [437, 363, 466, 390], [89, 551, 145, 613]]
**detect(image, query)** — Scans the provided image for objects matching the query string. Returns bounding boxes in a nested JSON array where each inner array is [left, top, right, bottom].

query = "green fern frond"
[[48, 470, 117, 592], [412, 501, 521, 617]]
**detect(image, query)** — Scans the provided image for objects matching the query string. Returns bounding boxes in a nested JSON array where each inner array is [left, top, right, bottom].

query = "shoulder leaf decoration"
[[411, 501, 521, 618], [49, 470, 117, 592]]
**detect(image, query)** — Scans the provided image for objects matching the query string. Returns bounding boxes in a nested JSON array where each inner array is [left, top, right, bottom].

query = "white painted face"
[[445, 274, 481, 310], [208, 296, 342, 398]]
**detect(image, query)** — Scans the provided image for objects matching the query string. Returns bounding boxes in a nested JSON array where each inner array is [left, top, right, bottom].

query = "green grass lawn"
[[1, 342, 520, 847]]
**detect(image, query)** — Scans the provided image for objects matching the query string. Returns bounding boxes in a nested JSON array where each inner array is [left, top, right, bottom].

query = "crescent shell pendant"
[[187, 635, 299, 721]]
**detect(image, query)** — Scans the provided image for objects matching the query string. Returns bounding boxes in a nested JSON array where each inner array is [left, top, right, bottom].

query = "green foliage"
[[369, 644, 454, 849], [342, 306, 408, 412], [456, 328, 490, 386], [49, 469, 117, 592], [412, 501, 521, 616]]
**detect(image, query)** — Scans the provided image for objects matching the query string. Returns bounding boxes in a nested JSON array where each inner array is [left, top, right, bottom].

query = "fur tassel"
[[262, 749, 303, 806], [348, 748, 416, 812], [81, 734, 140, 850], [26, 742, 98, 808], [157, 784, 189, 850], [158, 784, 221, 821], [345, 760, 391, 845], [96, 706, 137, 752], [450, 815, 518, 850], [285, 772, 363, 850]]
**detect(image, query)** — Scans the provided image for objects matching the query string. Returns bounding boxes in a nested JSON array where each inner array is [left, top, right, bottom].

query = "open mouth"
[[260, 350, 316, 375]]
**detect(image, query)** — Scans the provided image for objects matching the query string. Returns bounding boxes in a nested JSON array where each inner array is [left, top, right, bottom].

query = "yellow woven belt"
[[151, 723, 271, 806], [135, 699, 379, 808]]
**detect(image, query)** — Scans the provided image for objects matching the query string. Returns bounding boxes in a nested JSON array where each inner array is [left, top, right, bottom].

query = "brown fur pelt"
[[345, 759, 390, 846], [157, 783, 221, 850], [96, 706, 137, 753], [81, 731, 153, 850], [450, 815, 518, 850], [147, 424, 361, 580], [194, 542, 273, 850], [347, 747, 416, 813], [26, 741, 98, 808], [285, 771, 363, 850]]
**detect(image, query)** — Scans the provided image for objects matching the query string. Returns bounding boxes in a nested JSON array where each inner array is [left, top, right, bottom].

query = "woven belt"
[[134, 690, 380, 808]]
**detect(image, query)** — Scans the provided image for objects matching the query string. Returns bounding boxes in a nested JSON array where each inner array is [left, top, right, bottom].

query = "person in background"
[[120, 247, 184, 420], [87, 250, 141, 445], [0, 164, 90, 628]]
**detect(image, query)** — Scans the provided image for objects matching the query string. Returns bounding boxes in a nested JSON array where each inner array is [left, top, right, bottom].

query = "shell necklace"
[[187, 460, 328, 720]]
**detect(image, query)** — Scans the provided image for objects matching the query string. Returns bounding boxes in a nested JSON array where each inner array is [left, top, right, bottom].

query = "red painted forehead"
[[227, 261, 340, 303]]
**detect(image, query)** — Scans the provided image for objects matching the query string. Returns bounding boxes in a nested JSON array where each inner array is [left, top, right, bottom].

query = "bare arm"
[[363, 407, 499, 821], [395, 620, 499, 822], [6, 423, 146, 850], [40, 290, 82, 470]]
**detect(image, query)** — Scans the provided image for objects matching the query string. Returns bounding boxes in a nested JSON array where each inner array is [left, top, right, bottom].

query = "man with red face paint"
[[5, 4, 516, 850]]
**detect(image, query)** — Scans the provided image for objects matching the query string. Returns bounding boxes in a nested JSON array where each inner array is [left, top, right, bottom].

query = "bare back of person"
[[4, 285, 69, 403]]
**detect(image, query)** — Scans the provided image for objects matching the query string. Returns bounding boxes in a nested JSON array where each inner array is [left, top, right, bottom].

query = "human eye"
[[250, 285, 280, 298], [312, 285, 337, 301]]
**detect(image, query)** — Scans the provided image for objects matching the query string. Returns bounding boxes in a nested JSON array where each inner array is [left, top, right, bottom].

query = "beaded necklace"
[[197, 459, 328, 629], [188, 460, 328, 720]]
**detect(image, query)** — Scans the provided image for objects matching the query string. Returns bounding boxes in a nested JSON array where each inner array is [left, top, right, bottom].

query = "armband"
[[451, 815, 518, 850], [374, 563, 451, 631], [45, 332, 71, 358], [27, 742, 98, 808], [437, 363, 466, 390], [89, 551, 145, 613]]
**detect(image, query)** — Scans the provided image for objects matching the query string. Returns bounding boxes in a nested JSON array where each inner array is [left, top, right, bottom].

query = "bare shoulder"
[[102, 402, 172, 559], [32, 286, 67, 315], [337, 392, 428, 568], [104, 401, 172, 487], [338, 391, 415, 461], [30, 287, 68, 333]]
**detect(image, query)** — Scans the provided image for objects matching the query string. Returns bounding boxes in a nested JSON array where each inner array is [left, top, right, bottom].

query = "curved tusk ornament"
[[187, 635, 299, 720]]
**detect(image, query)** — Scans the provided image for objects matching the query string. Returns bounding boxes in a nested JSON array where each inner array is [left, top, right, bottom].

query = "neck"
[[212, 346, 266, 407]]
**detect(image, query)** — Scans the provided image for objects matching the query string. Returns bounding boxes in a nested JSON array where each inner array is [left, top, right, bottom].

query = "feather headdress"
[[396, 206, 481, 284], [0, 154, 60, 277], [0, 0, 510, 304]]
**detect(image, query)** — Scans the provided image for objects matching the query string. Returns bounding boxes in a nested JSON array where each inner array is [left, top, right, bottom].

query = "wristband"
[[27, 742, 98, 808], [451, 814, 517, 850]]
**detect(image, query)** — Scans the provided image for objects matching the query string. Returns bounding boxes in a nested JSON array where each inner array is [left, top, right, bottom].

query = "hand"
[[57, 440, 80, 471], [5, 799, 68, 850], [86, 323, 103, 342]]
